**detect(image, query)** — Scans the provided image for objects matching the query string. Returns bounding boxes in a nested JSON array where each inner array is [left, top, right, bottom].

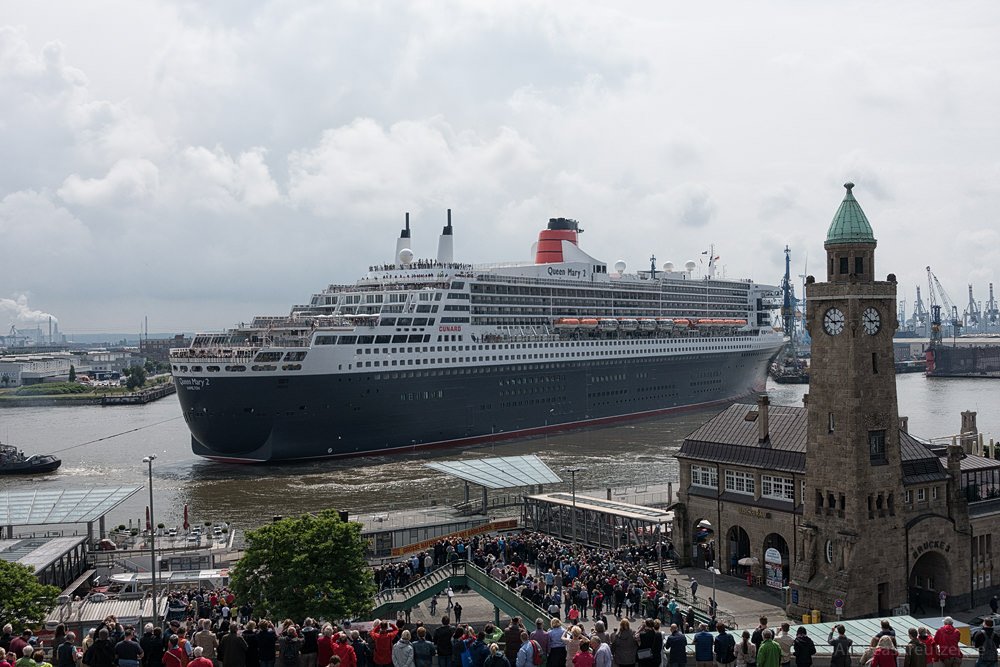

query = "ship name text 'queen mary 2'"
[[170, 213, 784, 462]]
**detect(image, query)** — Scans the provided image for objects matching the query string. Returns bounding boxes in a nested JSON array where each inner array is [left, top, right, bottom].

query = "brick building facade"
[[673, 183, 1000, 620]]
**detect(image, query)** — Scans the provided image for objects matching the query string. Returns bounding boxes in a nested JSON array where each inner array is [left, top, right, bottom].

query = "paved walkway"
[[394, 566, 790, 631]]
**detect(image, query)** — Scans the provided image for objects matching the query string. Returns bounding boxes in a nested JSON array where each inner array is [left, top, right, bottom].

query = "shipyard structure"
[[674, 183, 1000, 619]]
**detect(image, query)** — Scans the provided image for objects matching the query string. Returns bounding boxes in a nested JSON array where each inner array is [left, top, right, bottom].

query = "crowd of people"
[[3, 610, 1000, 667], [5, 529, 1000, 667]]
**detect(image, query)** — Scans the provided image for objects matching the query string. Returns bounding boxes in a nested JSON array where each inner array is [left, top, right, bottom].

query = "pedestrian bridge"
[[368, 561, 550, 624]]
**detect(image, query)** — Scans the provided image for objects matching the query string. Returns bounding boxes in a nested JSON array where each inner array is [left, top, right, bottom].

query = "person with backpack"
[[791, 629, 815, 667], [515, 634, 539, 667], [972, 618, 1000, 667], [279, 631, 302, 667], [715, 624, 737, 667], [903, 629, 927, 667]]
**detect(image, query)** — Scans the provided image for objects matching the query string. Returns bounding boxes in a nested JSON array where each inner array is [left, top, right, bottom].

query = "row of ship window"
[[315, 335, 755, 350]]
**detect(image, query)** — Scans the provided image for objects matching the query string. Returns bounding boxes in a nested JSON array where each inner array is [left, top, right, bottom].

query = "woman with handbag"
[[636, 621, 661, 667]]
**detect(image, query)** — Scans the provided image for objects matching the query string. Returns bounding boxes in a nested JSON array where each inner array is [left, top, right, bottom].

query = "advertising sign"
[[764, 547, 783, 589]]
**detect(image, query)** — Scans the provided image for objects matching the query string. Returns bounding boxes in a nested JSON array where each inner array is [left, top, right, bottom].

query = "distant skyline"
[[2, 2, 999, 332]]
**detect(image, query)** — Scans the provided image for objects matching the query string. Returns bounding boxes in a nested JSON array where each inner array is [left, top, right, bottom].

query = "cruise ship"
[[170, 214, 785, 462]]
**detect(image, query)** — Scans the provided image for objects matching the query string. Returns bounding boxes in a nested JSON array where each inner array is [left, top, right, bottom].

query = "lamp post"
[[563, 466, 582, 544], [708, 566, 720, 620], [142, 455, 158, 627]]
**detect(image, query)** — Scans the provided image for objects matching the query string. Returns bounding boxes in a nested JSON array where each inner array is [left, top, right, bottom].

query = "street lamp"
[[708, 566, 720, 621], [142, 455, 158, 627], [563, 466, 582, 544]]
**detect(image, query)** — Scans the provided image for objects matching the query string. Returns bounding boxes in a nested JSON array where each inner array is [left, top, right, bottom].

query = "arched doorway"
[[909, 551, 952, 614], [692, 518, 716, 569], [726, 526, 751, 576], [762, 533, 789, 589]]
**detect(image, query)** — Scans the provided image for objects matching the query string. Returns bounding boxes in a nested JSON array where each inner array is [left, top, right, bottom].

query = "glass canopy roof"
[[425, 455, 562, 489], [0, 486, 142, 526]]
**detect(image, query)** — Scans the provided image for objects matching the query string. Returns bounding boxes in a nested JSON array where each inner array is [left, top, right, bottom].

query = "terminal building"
[[673, 183, 1000, 619]]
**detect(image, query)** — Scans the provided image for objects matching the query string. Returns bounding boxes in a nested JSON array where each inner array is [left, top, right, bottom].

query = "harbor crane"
[[911, 286, 928, 333], [985, 283, 999, 325], [964, 284, 981, 329], [780, 245, 795, 337], [927, 266, 961, 341]]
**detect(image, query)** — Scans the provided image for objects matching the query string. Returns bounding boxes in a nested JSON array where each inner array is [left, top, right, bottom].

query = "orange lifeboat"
[[555, 318, 580, 329], [579, 318, 599, 330]]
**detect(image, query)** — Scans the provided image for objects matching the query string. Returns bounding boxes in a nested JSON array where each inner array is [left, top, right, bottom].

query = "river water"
[[1, 374, 997, 531]]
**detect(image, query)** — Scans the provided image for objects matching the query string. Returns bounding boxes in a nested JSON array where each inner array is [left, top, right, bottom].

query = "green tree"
[[230, 510, 375, 621], [0, 561, 60, 631], [125, 365, 147, 389], [68, 365, 76, 382]]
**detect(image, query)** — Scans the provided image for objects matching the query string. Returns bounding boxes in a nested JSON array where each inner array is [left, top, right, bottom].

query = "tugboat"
[[0, 443, 62, 475]]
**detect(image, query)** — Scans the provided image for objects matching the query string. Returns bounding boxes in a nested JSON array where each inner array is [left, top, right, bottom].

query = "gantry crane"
[[911, 286, 928, 333], [964, 285, 981, 329], [927, 266, 961, 343], [985, 283, 999, 326]]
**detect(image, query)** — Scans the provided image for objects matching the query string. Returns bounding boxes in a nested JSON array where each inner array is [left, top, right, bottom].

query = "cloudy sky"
[[2, 1, 999, 334]]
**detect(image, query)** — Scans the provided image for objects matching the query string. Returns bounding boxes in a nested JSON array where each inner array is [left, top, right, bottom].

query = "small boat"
[[618, 318, 639, 331], [0, 443, 62, 475], [554, 318, 581, 330], [579, 318, 599, 330], [638, 318, 657, 332]]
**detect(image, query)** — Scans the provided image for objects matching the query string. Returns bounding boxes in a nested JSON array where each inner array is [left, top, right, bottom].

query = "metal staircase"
[[368, 561, 551, 623]]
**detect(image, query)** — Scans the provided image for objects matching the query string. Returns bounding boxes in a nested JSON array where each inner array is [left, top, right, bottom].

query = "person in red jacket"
[[318, 627, 336, 667], [918, 628, 937, 666], [872, 636, 897, 667], [371, 622, 399, 667], [163, 637, 187, 667], [189, 647, 214, 667], [331, 635, 357, 667], [934, 617, 962, 667]]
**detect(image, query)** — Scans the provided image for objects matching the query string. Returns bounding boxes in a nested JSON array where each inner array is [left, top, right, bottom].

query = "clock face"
[[863, 306, 881, 335], [823, 307, 845, 335]]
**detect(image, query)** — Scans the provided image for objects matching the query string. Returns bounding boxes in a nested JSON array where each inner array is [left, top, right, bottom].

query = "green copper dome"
[[825, 182, 875, 247]]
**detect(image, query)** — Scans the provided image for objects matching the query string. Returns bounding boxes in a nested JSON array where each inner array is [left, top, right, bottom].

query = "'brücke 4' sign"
[[911, 539, 951, 561]]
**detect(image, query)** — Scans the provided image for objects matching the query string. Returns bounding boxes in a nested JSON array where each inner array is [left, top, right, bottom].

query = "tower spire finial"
[[844, 182, 855, 193]]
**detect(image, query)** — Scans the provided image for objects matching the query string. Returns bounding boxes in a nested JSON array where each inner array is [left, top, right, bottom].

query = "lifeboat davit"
[[579, 318, 599, 330], [619, 318, 639, 331]]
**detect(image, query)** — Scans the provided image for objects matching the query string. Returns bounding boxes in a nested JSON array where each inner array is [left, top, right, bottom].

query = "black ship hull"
[[177, 347, 776, 462]]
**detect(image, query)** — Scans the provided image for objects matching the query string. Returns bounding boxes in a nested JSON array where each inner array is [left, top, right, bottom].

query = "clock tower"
[[791, 182, 905, 618]]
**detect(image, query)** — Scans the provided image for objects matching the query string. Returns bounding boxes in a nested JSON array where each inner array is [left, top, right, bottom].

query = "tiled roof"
[[950, 453, 1000, 471], [682, 403, 807, 450], [679, 403, 950, 481], [825, 182, 876, 246]]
